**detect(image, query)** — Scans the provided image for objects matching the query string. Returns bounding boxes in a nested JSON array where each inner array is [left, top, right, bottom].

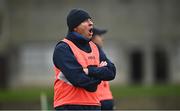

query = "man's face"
[[92, 35, 104, 47], [74, 18, 93, 39]]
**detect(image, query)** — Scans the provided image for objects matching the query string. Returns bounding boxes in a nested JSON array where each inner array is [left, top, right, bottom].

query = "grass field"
[[0, 84, 180, 109], [111, 84, 180, 98]]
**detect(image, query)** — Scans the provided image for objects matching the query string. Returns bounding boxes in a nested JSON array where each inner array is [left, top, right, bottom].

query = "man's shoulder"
[[56, 41, 69, 48]]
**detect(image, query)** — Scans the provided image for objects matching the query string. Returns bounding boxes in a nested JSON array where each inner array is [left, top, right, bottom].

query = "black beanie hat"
[[67, 9, 91, 32]]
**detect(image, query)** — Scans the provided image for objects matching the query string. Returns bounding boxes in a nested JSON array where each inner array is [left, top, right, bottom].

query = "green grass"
[[0, 87, 53, 102], [0, 85, 180, 102], [111, 84, 180, 99]]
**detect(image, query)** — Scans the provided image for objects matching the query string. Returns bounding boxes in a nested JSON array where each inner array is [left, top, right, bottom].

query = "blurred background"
[[0, 0, 180, 110]]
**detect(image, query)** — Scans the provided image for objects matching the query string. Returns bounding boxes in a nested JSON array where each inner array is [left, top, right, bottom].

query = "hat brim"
[[93, 28, 107, 36]]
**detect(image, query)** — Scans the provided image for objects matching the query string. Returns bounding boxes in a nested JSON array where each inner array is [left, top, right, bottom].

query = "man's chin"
[[87, 35, 93, 39], [88, 33, 93, 38]]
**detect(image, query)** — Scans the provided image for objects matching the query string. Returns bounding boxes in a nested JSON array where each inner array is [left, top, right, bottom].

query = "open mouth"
[[89, 28, 93, 33]]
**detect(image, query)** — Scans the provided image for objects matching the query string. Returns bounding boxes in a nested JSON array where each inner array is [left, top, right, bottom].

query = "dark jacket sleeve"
[[88, 46, 116, 81], [53, 42, 101, 92]]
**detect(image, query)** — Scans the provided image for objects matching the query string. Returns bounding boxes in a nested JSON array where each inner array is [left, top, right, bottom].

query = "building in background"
[[0, 0, 180, 88]]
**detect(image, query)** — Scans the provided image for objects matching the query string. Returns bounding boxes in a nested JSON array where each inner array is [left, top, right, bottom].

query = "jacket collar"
[[66, 32, 90, 45]]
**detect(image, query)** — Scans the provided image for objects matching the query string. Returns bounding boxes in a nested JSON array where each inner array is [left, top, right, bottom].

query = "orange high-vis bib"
[[53, 38, 100, 107], [96, 81, 113, 101]]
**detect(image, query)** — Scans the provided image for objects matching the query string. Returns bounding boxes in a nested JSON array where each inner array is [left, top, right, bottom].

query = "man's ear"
[[74, 28, 77, 32]]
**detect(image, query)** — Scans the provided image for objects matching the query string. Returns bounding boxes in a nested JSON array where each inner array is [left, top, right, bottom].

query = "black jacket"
[[53, 32, 116, 92]]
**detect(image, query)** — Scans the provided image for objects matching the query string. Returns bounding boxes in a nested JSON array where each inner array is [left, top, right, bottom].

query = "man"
[[91, 28, 107, 48], [92, 28, 114, 110], [53, 9, 116, 110]]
